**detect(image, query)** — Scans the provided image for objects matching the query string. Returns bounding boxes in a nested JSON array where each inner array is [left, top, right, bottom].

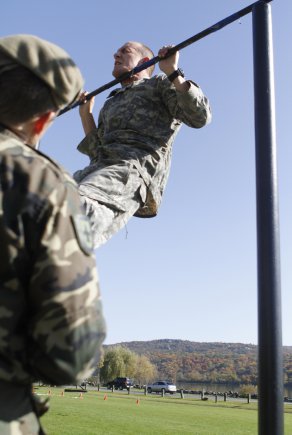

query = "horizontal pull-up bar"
[[58, 0, 272, 117]]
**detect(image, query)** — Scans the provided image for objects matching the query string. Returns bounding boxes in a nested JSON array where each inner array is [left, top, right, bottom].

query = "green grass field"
[[38, 387, 292, 434]]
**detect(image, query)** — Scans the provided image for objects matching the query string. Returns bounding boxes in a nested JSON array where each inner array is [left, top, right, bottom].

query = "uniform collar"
[[107, 77, 150, 99]]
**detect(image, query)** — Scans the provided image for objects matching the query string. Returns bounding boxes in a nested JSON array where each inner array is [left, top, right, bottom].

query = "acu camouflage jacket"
[[77, 74, 211, 217], [0, 127, 106, 387]]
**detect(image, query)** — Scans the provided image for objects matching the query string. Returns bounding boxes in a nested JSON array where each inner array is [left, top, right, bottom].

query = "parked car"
[[107, 377, 133, 390], [147, 381, 177, 394]]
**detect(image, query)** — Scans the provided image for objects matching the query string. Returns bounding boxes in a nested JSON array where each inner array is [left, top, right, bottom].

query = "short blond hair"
[[137, 43, 155, 77]]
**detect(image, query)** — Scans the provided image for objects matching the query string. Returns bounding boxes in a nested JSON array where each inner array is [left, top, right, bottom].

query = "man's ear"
[[137, 57, 150, 67], [33, 112, 55, 135]]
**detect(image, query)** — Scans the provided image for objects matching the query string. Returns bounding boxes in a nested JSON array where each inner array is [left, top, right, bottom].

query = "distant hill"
[[113, 339, 257, 355], [105, 339, 292, 385]]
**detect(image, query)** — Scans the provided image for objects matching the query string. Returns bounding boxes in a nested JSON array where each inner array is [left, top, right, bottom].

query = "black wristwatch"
[[167, 68, 185, 82]]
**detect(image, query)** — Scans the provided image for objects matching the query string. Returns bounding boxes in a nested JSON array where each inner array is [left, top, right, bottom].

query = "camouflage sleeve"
[[158, 75, 212, 128], [27, 172, 106, 385], [77, 112, 104, 161]]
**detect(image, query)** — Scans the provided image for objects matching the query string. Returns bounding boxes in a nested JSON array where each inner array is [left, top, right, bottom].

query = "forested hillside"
[[105, 339, 292, 385]]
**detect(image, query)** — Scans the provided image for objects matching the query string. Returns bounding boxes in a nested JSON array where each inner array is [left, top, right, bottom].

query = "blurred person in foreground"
[[0, 34, 106, 435], [74, 41, 212, 248]]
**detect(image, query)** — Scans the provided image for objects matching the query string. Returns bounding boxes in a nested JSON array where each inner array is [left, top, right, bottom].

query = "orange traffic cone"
[[104, 394, 108, 400], [136, 399, 140, 405]]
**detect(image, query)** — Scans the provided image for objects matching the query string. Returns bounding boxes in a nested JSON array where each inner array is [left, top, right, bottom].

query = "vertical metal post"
[[252, 2, 283, 434]]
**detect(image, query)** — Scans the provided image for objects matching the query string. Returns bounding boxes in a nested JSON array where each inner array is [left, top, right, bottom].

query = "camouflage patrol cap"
[[0, 34, 84, 109]]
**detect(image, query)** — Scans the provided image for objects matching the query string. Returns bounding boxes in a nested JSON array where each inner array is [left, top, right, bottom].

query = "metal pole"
[[252, 2, 283, 434]]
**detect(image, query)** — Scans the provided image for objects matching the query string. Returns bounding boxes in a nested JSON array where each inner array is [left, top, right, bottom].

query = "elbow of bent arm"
[[194, 98, 212, 128], [188, 105, 212, 129], [200, 105, 212, 128]]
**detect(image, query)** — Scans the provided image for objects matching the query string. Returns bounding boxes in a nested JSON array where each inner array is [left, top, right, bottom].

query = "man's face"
[[112, 42, 143, 78]]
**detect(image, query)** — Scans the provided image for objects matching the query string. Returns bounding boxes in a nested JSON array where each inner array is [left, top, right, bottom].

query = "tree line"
[[90, 340, 292, 386]]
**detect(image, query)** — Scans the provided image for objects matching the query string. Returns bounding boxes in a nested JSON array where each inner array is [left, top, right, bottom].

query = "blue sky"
[[2, 0, 291, 346]]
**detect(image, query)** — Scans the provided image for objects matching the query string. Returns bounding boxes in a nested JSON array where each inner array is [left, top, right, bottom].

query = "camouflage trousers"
[[74, 161, 146, 248]]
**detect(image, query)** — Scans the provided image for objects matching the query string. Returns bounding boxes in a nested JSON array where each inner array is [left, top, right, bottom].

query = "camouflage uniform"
[[0, 126, 106, 434], [0, 35, 106, 434], [74, 75, 211, 247]]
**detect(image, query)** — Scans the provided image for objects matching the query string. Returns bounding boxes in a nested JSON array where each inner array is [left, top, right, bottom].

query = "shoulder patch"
[[71, 214, 94, 255]]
